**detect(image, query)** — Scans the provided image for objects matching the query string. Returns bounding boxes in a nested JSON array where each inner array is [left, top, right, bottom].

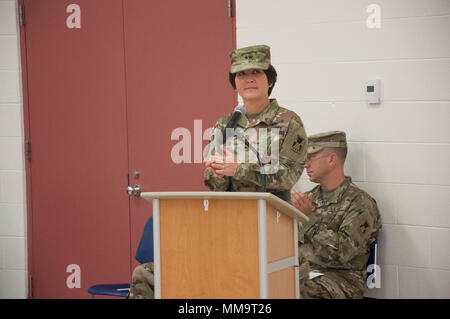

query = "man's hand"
[[204, 146, 238, 177], [291, 191, 313, 216]]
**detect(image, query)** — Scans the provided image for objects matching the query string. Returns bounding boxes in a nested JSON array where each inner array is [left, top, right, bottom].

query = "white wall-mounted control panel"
[[365, 79, 380, 104]]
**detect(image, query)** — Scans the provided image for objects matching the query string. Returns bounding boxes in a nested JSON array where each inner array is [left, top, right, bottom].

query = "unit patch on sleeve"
[[291, 136, 304, 154]]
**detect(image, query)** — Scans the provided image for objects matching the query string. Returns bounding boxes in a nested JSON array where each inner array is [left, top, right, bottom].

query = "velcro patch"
[[291, 136, 304, 154]]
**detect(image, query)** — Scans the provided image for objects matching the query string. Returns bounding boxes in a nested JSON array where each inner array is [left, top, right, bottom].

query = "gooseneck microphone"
[[222, 105, 246, 144], [219, 105, 267, 193]]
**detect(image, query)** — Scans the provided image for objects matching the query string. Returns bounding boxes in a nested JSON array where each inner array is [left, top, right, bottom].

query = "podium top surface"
[[141, 191, 309, 223]]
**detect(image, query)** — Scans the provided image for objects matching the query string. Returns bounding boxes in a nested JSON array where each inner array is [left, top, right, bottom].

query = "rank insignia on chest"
[[291, 136, 304, 154]]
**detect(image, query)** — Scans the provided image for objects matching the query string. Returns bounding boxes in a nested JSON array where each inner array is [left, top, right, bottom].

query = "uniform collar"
[[313, 176, 352, 206], [237, 99, 279, 128]]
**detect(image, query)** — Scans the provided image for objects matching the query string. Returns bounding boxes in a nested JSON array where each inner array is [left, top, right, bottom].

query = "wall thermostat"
[[365, 79, 380, 104]]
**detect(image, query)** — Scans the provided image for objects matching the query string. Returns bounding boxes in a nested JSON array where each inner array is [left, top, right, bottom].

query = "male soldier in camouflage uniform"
[[291, 131, 382, 299], [204, 44, 308, 199], [127, 44, 308, 299]]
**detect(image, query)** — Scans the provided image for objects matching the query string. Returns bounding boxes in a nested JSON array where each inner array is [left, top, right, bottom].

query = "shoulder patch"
[[291, 135, 304, 154]]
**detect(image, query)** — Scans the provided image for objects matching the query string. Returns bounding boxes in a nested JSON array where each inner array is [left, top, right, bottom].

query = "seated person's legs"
[[127, 262, 155, 299], [300, 271, 366, 299]]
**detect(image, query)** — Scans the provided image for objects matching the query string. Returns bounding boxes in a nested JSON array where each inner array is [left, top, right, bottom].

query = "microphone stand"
[[233, 131, 267, 193], [221, 128, 290, 202]]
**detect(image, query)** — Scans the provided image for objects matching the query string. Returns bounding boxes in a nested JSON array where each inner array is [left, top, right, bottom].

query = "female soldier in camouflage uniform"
[[128, 44, 308, 299], [204, 44, 308, 201]]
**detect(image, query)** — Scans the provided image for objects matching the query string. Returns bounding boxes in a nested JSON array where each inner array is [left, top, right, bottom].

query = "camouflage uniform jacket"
[[204, 99, 307, 192], [299, 177, 382, 293]]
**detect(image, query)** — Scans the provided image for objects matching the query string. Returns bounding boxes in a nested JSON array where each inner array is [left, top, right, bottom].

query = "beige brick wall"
[[236, 0, 450, 298]]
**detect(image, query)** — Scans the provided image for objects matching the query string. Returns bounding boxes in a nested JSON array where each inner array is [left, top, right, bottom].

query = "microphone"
[[219, 105, 267, 193], [222, 105, 246, 144]]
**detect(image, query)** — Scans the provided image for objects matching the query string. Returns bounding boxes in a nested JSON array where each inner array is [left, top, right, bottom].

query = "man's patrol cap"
[[307, 131, 347, 154], [229, 44, 271, 74]]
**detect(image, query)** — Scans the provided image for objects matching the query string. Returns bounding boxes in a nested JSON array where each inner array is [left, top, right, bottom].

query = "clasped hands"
[[205, 146, 313, 216], [204, 146, 238, 178], [291, 190, 313, 216]]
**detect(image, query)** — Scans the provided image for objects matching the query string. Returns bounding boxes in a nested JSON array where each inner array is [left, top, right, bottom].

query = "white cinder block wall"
[[0, 0, 448, 299], [237, 0, 450, 298], [0, 0, 28, 299]]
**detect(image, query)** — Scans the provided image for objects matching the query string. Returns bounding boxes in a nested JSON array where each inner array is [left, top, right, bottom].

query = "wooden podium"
[[141, 192, 308, 299]]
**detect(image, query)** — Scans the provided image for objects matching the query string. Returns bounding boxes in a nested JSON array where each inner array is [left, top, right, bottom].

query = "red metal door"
[[22, 0, 235, 298], [123, 0, 236, 269], [22, 0, 131, 298]]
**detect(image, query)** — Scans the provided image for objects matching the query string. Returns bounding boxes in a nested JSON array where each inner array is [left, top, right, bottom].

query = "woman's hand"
[[204, 146, 238, 177]]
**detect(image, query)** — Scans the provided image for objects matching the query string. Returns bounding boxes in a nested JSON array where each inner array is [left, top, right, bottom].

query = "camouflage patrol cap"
[[229, 45, 271, 74], [307, 131, 347, 154]]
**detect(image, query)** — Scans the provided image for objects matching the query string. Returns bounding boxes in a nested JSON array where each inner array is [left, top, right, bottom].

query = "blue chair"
[[88, 216, 154, 298]]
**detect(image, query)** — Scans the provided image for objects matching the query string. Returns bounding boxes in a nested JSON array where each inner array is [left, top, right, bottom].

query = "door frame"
[[17, 0, 35, 299]]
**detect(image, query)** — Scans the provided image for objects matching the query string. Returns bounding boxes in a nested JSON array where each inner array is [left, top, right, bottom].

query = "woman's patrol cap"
[[229, 44, 271, 74], [307, 131, 347, 154]]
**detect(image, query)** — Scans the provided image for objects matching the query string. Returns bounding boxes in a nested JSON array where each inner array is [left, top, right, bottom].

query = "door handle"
[[126, 184, 141, 197]]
